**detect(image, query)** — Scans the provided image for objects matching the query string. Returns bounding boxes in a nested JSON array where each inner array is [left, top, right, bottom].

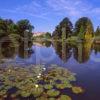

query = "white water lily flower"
[[35, 84, 39, 88], [43, 68, 46, 71], [37, 75, 41, 78]]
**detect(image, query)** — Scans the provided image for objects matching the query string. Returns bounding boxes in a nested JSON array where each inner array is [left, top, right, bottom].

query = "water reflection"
[[0, 40, 34, 62], [0, 41, 16, 59], [52, 41, 72, 62], [92, 43, 100, 55], [52, 41, 94, 64], [73, 42, 92, 63], [0, 40, 100, 64], [18, 42, 34, 59]]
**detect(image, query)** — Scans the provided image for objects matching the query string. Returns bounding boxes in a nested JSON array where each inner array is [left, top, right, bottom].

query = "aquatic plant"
[[44, 84, 53, 90], [47, 89, 60, 97], [20, 91, 31, 97], [36, 96, 48, 100], [59, 95, 72, 100], [56, 83, 72, 89], [48, 98, 55, 100], [0, 64, 84, 99], [32, 86, 44, 97], [72, 86, 84, 94]]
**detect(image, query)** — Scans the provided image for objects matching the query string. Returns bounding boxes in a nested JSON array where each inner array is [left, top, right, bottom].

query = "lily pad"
[[36, 96, 48, 100], [47, 89, 60, 97], [72, 86, 84, 94], [56, 83, 72, 89], [59, 95, 72, 100], [32, 87, 44, 97], [20, 91, 31, 97], [44, 84, 53, 90], [49, 98, 56, 100]]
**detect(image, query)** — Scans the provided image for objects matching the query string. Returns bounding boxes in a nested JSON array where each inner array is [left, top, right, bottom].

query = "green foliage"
[[44, 32, 51, 39], [44, 84, 53, 90], [52, 17, 73, 39], [74, 17, 94, 40], [47, 89, 60, 97], [78, 26, 85, 40], [72, 86, 84, 94], [0, 18, 34, 42], [95, 26, 100, 36], [59, 95, 72, 100], [0, 64, 85, 99], [16, 19, 34, 39]]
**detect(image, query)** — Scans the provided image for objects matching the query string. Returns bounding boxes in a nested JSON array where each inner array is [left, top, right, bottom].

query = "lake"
[[0, 41, 100, 100]]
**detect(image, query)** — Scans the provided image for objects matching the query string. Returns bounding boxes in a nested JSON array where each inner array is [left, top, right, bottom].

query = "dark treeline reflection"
[[0, 41, 16, 58], [52, 41, 72, 62], [0, 40, 34, 60], [52, 41, 95, 64], [92, 43, 100, 55], [0, 40, 100, 64], [73, 42, 92, 63], [18, 41, 34, 59]]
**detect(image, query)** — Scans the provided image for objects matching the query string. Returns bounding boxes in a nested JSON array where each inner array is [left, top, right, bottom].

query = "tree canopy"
[[0, 18, 34, 42], [95, 26, 100, 36], [74, 17, 94, 37], [52, 17, 73, 39]]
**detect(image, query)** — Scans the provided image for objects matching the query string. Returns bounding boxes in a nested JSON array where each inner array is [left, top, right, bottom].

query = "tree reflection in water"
[[52, 41, 72, 63]]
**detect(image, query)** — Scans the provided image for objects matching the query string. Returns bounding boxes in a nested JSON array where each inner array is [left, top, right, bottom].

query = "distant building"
[[33, 32, 46, 37]]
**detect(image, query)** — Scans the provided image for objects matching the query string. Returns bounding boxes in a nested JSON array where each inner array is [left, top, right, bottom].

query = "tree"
[[52, 17, 73, 39], [44, 32, 51, 39], [95, 26, 100, 36], [16, 19, 34, 40], [74, 17, 94, 39], [78, 26, 85, 40], [0, 18, 34, 44], [0, 18, 12, 37]]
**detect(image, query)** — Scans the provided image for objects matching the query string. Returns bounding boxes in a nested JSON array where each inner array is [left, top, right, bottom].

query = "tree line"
[[52, 17, 100, 40], [0, 18, 34, 43], [0, 17, 100, 42]]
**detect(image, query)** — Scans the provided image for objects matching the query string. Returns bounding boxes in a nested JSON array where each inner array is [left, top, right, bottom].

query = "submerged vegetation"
[[0, 65, 84, 99]]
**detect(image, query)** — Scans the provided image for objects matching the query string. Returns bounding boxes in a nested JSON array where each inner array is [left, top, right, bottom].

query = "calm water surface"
[[0, 41, 100, 100]]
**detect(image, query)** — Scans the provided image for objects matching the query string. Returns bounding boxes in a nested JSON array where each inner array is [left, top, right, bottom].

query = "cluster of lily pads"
[[0, 64, 84, 100]]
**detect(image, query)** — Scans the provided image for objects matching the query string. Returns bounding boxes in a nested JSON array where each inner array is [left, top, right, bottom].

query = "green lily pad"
[[44, 84, 53, 90], [32, 87, 44, 97], [20, 91, 31, 97], [56, 83, 72, 89], [36, 96, 48, 100], [59, 95, 72, 100], [72, 86, 84, 94], [47, 89, 60, 97], [49, 98, 56, 100]]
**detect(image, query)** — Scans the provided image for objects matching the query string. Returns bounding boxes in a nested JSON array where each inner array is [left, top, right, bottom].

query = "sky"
[[0, 0, 100, 33]]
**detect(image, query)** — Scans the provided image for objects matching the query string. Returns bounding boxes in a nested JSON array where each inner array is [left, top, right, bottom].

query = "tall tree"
[[0, 18, 17, 37], [95, 26, 100, 36], [16, 19, 34, 40], [52, 17, 73, 39], [74, 17, 94, 38], [44, 32, 51, 39], [0, 18, 34, 44]]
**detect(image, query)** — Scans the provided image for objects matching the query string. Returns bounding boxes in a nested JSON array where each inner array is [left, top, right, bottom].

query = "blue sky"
[[0, 0, 100, 32]]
